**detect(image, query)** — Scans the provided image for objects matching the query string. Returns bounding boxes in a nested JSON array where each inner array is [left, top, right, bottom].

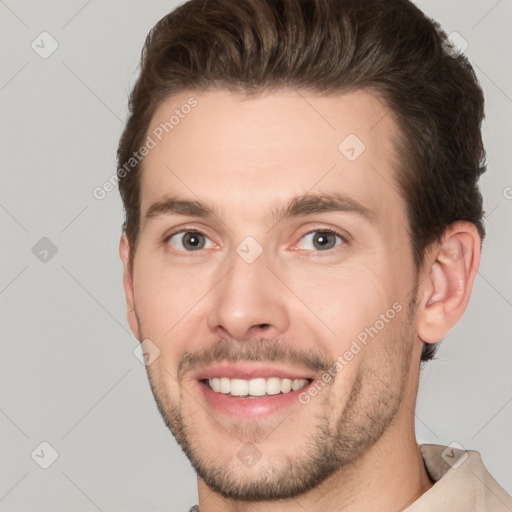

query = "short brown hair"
[[117, 0, 486, 362]]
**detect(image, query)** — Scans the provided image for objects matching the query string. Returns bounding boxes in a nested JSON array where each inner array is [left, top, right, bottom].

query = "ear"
[[119, 233, 141, 341], [417, 221, 481, 344]]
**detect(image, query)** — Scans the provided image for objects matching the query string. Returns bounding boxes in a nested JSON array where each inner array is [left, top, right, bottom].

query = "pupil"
[[184, 232, 204, 250], [313, 232, 335, 250]]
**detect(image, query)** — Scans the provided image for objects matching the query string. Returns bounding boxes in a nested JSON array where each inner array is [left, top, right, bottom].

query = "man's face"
[[123, 89, 422, 499]]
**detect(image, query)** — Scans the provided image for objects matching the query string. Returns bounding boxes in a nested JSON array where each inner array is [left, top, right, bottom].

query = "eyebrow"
[[270, 192, 376, 226], [144, 197, 215, 223], [142, 192, 376, 228]]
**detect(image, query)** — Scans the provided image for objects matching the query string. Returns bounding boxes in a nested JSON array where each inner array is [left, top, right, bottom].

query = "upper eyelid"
[[164, 226, 346, 238], [293, 226, 349, 244], [163, 225, 216, 241]]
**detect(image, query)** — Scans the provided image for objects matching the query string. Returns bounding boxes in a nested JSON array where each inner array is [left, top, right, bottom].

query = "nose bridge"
[[208, 244, 289, 340]]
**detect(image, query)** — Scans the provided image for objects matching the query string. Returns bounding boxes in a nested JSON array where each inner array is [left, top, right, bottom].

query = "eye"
[[167, 231, 214, 251], [297, 230, 344, 251]]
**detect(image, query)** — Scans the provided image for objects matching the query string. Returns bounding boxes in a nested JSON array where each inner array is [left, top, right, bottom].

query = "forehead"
[[139, 88, 404, 227]]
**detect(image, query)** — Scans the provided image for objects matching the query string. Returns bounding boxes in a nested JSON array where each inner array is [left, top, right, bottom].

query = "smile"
[[204, 377, 309, 397], [194, 363, 315, 418]]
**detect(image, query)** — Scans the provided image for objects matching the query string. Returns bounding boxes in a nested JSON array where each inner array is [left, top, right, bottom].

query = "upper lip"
[[193, 362, 315, 381]]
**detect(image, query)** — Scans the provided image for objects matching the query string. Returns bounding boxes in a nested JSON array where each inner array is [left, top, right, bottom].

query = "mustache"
[[177, 338, 335, 381]]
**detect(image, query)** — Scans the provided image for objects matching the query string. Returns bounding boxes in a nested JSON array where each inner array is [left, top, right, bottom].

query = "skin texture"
[[120, 88, 481, 511]]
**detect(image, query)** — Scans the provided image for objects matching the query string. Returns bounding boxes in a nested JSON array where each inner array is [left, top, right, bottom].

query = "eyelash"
[[163, 229, 216, 255], [293, 228, 347, 253], [163, 227, 348, 254]]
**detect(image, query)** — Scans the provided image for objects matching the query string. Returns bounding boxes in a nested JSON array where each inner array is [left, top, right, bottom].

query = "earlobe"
[[119, 234, 141, 341], [417, 222, 481, 344]]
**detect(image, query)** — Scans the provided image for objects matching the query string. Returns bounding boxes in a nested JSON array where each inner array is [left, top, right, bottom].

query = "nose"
[[207, 249, 290, 341]]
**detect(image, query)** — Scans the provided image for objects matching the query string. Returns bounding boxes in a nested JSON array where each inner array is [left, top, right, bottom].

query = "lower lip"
[[197, 380, 313, 420]]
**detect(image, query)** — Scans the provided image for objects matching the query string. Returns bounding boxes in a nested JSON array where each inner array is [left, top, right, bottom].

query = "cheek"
[[132, 253, 214, 343], [289, 263, 398, 343]]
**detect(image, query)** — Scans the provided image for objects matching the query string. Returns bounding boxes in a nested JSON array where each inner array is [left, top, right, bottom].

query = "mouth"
[[193, 363, 315, 419]]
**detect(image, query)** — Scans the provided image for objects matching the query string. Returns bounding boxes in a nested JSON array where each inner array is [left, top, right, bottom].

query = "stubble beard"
[[139, 299, 416, 501]]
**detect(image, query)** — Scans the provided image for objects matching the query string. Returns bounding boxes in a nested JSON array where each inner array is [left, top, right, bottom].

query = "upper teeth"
[[208, 377, 308, 397]]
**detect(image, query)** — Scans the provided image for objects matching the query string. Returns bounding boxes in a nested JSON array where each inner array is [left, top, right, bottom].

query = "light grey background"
[[0, 1, 510, 510]]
